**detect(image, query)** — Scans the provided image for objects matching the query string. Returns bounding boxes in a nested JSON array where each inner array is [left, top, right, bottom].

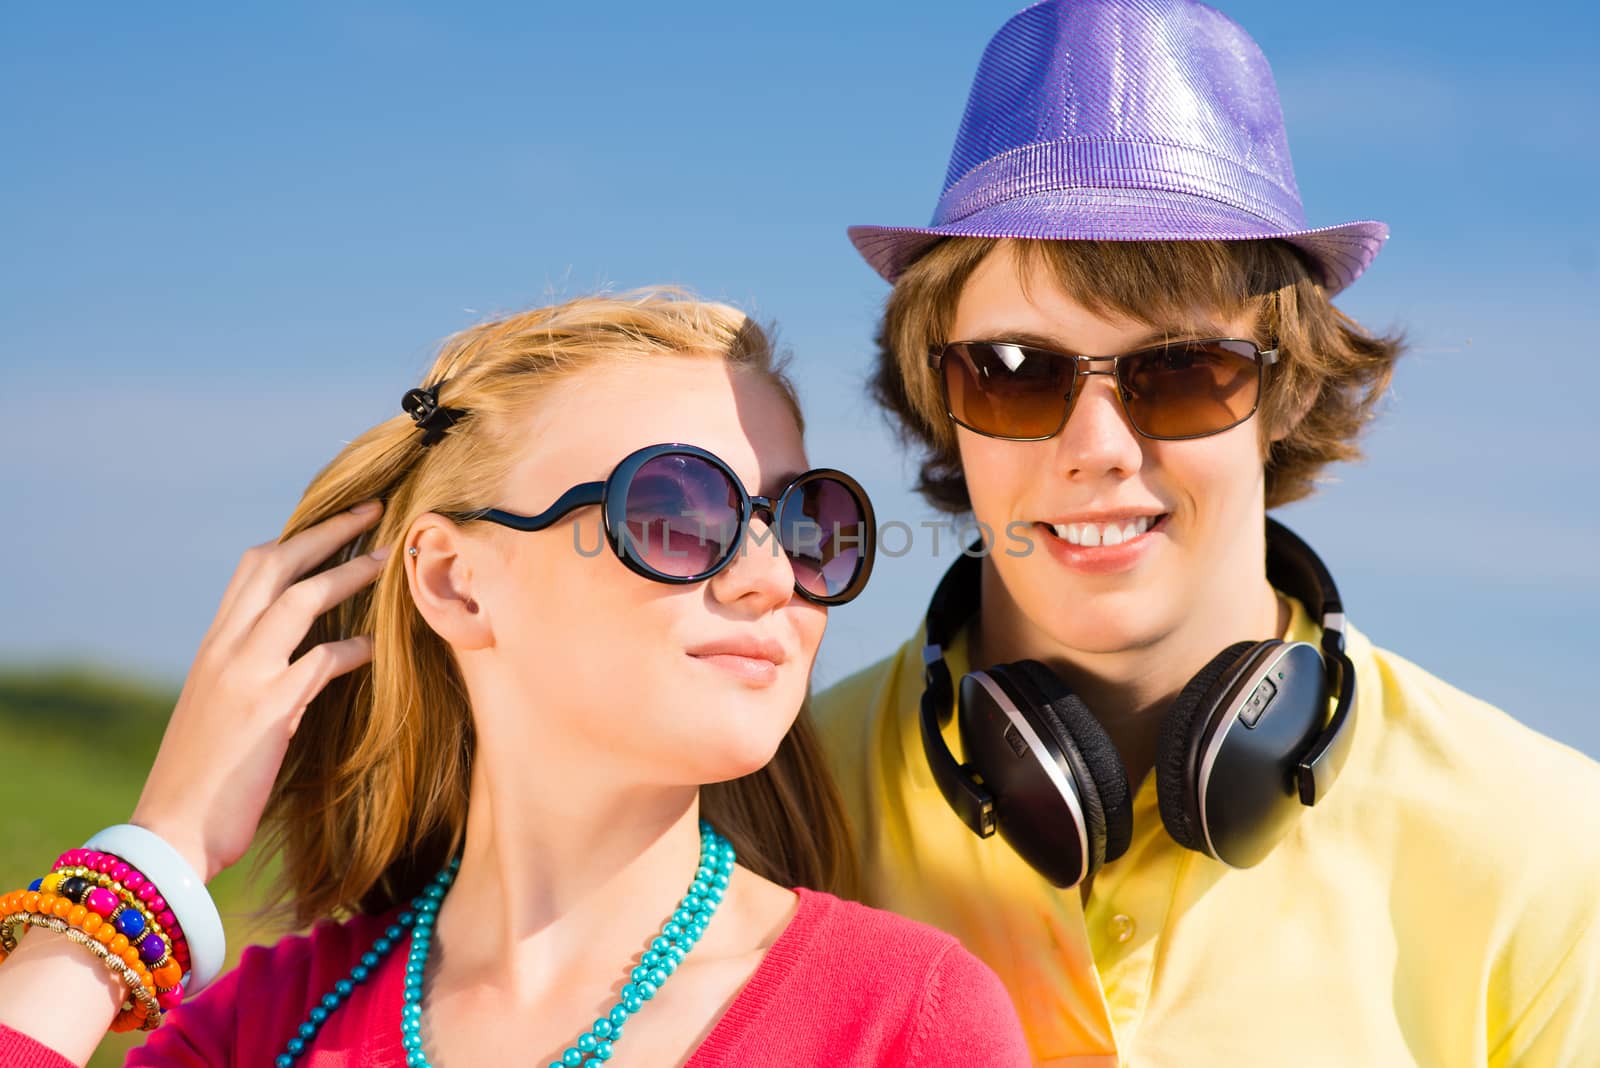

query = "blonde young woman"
[[0, 292, 1032, 1066]]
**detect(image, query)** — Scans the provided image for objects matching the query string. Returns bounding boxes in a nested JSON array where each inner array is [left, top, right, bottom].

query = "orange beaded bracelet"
[[0, 909, 163, 1031]]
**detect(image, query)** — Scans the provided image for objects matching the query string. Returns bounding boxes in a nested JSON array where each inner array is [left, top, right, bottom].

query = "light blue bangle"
[[82, 824, 226, 993]]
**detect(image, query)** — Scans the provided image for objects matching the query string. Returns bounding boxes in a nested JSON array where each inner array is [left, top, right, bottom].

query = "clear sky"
[[4, 1, 1597, 757]]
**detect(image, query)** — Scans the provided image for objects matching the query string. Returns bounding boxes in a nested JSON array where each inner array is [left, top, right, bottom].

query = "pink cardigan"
[[1, 888, 1030, 1066]]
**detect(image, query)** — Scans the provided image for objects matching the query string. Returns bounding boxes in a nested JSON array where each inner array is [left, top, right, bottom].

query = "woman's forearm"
[[0, 926, 124, 1066]]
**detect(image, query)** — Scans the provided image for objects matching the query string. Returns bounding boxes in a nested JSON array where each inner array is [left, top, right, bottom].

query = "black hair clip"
[[401, 380, 468, 447]]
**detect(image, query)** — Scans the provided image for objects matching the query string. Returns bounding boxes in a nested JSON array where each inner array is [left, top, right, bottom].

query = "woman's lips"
[[686, 636, 787, 687], [1035, 514, 1167, 575], [689, 653, 780, 685]]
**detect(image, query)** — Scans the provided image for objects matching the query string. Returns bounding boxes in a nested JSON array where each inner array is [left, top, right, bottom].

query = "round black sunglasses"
[[447, 443, 876, 606]]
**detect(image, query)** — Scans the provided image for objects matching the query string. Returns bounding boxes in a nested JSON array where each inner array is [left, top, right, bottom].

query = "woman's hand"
[[128, 500, 391, 883]]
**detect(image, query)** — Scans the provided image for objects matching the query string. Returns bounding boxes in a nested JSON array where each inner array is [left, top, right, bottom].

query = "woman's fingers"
[[251, 546, 393, 657], [212, 500, 386, 637], [281, 635, 375, 736]]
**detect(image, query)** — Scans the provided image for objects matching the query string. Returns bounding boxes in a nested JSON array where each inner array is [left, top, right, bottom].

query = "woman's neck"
[[427, 736, 705, 1003]]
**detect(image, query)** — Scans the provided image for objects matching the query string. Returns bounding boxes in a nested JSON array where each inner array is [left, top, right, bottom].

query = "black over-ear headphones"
[[919, 518, 1356, 887]]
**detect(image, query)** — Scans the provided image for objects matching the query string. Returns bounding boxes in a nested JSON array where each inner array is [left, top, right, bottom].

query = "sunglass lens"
[[944, 343, 1073, 439], [1120, 340, 1263, 438], [623, 453, 740, 578], [777, 476, 869, 601]]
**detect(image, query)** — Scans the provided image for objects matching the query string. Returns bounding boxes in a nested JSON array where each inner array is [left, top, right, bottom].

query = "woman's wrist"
[[126, 811, 214, 886], [79, 824, 226, 994]]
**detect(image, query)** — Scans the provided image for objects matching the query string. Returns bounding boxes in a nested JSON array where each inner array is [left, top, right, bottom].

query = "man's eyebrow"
[[969, 325, 1234, 353]]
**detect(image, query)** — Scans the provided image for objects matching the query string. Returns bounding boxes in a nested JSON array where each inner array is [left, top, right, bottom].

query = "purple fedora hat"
[[849, 0, 1388, 294]]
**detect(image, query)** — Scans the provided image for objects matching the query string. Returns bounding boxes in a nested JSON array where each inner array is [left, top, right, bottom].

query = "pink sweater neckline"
[[359, 886, 822, 1063]]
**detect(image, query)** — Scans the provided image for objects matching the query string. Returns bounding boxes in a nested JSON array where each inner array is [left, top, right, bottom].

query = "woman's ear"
[[405, 515, 494, 650]]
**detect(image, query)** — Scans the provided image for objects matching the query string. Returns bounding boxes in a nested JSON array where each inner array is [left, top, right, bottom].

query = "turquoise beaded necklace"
[[273, 820, 736, 1068]]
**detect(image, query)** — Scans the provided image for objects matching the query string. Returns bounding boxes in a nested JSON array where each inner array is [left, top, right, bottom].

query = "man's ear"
[[1267, 379, 1318, 444], [405, 515, 494, 651]]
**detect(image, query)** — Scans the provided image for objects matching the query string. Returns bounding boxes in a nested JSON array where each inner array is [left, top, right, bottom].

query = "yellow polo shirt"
[[812, 595, 1600, 1066]]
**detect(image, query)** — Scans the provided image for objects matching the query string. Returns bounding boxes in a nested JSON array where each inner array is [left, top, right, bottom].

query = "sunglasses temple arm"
[[463, 482, 605, 531]]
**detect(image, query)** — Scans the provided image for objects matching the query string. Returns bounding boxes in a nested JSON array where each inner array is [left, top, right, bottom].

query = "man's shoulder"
[[1353, 632, 1600, 884], [1363, 636, 1599, 802]]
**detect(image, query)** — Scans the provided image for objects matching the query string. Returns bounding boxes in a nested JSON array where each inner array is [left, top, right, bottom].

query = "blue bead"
[[673, 909, 694, 926], [666, 945, 686, 964], [649, 967, 668, 985], [398, 911, 415, 926], [373, 937, 392, 954], [593, 1039, 614, 1061], [623, 994, 643, 1013], [27, 878, 41, 892], [620, 983, 638, 1000], [650, 936, 672, 953], [351, 964, 370, 982], [637, 980, 658, 1001], [361, 951, 380, 968], [385, 924, 404, 940], [403, 1032, 421, 1051], [287, 1037, 305, 1055], [609, 1005, 630, 1027], [629, 965, 647, 983], [425, 884, 446, 900], [577, 1033, 598, 1053], [275, 1056, 293, 1068], [298, 1022, 317, 1039], [712, 872, 730, 889], [641, 950, 661, 966], [592, 1019, 614, 1039], [406, 1051, 426, 1067], [562, 1049, 584, 1067], [335, 979, 354, 997], [320, 992, 339, 1010], [115, 910, 146, 938], [309, 1007, 328, 1024]]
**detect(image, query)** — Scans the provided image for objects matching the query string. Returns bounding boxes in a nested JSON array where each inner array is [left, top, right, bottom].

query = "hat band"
[[933, 139, 1308, 232]]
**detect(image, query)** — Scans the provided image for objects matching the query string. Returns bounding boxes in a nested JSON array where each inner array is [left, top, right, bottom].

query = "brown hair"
[[871, 237, 1405, 512], [257, 290, 857, 928]]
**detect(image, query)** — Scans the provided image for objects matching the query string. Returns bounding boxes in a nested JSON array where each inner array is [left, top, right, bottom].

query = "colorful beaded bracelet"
[[1, 882, 185, 1013], [38, 865, 185, 974], [0, 910, 163, 1031], [52, 849, 191, 970]]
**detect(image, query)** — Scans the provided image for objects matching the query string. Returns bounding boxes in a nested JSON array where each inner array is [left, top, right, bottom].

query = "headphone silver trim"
[[968, 671, 1090, 880], [1196, 643, 1302, 860]]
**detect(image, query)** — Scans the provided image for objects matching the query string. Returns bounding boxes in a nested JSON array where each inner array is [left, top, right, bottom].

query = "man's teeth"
[[1050, 516, 1155, 547]]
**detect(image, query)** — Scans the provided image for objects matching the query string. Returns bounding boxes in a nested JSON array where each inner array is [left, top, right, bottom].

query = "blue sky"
[[4, 2, 1597, 758]]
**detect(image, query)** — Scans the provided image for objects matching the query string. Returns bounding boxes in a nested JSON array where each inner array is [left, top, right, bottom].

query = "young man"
[[812, 1, 1600, 1064]]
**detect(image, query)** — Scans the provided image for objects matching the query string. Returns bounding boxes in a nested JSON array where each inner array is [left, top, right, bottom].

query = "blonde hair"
[[872, 237, 1406, 511], [259, 289, 857, 927]]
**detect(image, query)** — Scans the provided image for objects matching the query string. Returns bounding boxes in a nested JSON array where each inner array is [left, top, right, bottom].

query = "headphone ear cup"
[[1155, 641, 1261, 852], [1012, 660, 1133, 869]]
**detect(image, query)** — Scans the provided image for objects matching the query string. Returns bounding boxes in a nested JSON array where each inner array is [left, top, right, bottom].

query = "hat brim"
[[848, 188, 1388, 295]]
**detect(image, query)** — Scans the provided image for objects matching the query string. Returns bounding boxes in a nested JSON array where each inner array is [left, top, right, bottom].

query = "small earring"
[[407, 546, 419, 557]]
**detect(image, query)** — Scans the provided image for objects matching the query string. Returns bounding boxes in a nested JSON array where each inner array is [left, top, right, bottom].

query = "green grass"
[[0, 667, 281, 1067]]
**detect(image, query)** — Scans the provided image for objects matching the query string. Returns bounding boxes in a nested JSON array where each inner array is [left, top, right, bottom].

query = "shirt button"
[[1109, 914, 1136, 943]]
